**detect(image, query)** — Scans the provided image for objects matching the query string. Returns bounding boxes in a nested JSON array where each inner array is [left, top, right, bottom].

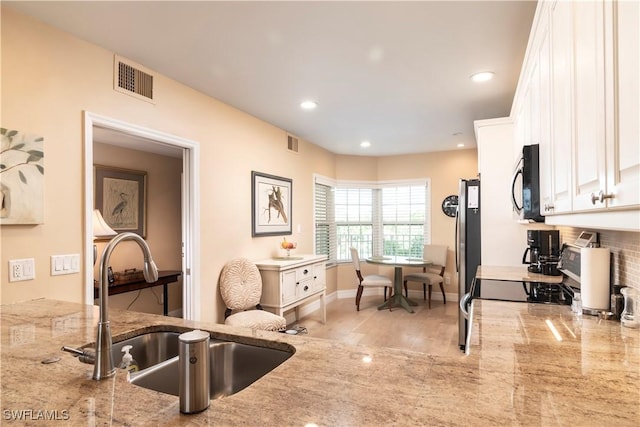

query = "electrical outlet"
[[444, 274, 451, 285], [9, 259, 35, 282], [13, 263, 23, 279]]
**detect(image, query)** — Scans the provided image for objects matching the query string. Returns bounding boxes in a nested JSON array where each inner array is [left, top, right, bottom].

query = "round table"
[[365, 256, 432, 313]]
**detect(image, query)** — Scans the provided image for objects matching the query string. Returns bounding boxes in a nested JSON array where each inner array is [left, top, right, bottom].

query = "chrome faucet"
[[93, 232, 158, 380]]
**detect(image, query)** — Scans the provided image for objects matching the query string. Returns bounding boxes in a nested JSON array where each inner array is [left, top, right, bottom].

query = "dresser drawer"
[[295, 265, 314, 282]]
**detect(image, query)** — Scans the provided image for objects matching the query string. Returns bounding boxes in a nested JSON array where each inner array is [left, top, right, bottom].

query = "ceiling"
[[7, 1, 536, 157]]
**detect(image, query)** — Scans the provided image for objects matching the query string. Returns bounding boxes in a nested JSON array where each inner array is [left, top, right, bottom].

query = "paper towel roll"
[[580, 247, 610, 311]]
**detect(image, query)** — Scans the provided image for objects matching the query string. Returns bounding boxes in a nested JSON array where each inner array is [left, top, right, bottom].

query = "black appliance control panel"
[[558, 244, 581, 282]]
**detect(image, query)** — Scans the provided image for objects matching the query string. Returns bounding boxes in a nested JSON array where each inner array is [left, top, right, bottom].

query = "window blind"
[[314, 181, 336, 266]]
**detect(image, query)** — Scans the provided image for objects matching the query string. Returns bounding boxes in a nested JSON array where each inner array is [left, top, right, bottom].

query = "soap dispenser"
[[119, 345, 139, 373]]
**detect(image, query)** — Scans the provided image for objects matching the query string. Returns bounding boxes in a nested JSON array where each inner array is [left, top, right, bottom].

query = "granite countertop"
[[467, 299, 640, 425], [475, 265, 563, 283], [1, 298, 638, 425]]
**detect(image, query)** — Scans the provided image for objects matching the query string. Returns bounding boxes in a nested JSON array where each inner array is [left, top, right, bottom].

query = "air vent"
[[113, 56, 155, 103], [287, 134, 299, 153]]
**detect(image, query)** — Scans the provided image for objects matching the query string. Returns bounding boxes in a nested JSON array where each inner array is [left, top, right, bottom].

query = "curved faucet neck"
[[94, 232, 158, 380], [98, 232, 158, 323]]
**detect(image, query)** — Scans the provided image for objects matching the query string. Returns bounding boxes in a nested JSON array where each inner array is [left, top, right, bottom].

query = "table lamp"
[[93, 209, 117, 264]]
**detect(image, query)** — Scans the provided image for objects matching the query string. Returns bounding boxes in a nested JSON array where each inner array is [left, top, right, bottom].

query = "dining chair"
[[219, 258, 287, 331], [350, 247, 393, 311], [403, 244, 448, 308]]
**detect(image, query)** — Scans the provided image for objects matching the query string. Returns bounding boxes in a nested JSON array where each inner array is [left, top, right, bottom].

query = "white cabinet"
[[571, 0, 607, 211], [603, 0, 640, 209], [514, 0, 639, 231], [548, 0, 573, 214], [475, 118, 537, 266], [255, 254, 327, 324]]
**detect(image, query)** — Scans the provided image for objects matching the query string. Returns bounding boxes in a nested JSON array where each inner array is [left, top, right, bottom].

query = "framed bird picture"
[[94, 165, 147, 238], [251, 171, 292, 237]]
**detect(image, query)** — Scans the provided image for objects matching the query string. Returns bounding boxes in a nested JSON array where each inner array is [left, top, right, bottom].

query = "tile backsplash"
[[557, 227, 639, 289]]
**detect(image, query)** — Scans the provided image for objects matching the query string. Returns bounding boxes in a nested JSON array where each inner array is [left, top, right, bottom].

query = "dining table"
[[365, 255, 432, 313]]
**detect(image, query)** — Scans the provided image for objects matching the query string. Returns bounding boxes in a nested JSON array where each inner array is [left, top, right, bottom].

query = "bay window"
[[314, 175, 430, 264]]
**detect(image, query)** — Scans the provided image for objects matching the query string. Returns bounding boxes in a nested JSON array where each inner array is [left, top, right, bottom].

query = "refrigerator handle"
[[459, 292, 471, 320], [454, 208, 459, 272]]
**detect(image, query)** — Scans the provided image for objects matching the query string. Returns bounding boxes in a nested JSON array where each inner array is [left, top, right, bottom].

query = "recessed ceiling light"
[[470, 71, 495, 83], [457, 143, 465, 148], [300, 100, 318, 110], [360, 141, 371, 148]]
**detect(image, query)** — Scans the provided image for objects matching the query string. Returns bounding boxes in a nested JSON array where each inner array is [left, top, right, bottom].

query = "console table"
[[254, 255, 327, 324], [94, 270, 181, 316]]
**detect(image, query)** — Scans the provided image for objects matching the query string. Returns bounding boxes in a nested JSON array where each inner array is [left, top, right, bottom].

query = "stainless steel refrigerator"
[[456, 178, 481, 351]]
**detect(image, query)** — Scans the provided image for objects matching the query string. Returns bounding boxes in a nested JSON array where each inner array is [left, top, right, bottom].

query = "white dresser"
[[254, 254, 327, 324]]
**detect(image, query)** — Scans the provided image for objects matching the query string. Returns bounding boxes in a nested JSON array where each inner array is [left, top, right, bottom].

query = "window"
[[314, 182, 335, 265], [314, 176, 430, 264], [335, 188, 373, 260], [381, 185, 427, 258]]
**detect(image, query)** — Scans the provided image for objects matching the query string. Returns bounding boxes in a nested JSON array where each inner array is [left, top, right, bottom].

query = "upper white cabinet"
[[548, 0, 573, 214], [512, 0, 639, 231], [603, 0, 640, 209], [571, 0, 607, 211]]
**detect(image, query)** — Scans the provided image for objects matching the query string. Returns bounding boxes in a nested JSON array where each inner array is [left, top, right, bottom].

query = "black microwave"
[[511, 144, 544, 222]]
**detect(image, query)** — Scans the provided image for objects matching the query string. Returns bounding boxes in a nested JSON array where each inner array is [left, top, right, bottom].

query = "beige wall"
[[0, 8, 336, 323], [0, 7, 474, 321], [93, 143, 183, 315], [334, 149, 478, 297]]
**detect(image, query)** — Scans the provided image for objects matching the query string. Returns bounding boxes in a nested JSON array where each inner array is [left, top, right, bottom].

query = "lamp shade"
[[92, 209, 117, 238]]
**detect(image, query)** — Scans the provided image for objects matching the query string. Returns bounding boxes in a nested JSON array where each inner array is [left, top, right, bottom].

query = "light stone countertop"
[[1, 298, 638, 426], [467, 299, 640, 425], [475, 265, 563, 283]]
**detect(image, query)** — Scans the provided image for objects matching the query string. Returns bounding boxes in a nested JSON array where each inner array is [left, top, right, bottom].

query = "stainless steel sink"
[[106, 329, 294, 399], [111, 331, 180, 370], [130, 341, 293, 399]]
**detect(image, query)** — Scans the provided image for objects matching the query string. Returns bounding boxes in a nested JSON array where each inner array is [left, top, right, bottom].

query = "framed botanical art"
[[251, 171, 292, 237], [0, 128, 45, 225], [94, 165, 146, 238]]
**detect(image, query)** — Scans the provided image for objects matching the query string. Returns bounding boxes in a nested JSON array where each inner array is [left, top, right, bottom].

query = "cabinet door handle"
[[591, 190, 614, 205], [304, 285, 309, 291], [303, 269, 309, 275], [313, 276, 317, 279]]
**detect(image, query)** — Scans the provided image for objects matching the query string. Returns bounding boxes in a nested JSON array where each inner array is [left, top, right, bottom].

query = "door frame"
[[83, 111, 201, 320]]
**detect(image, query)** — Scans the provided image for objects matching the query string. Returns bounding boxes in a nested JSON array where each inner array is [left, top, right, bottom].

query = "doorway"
[[83, 112, 201, 320]]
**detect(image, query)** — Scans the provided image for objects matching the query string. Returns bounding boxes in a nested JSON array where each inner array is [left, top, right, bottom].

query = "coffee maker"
[[522, 230, 561, 275]]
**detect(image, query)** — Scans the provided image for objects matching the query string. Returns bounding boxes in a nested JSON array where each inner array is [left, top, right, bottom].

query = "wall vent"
[[287, 134, 299, 153], [113, 55, 155, 103]]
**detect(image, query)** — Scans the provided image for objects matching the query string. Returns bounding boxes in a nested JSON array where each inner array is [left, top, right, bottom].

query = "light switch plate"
[[8, 259, 35, 282], [51, 254, 80, 276]]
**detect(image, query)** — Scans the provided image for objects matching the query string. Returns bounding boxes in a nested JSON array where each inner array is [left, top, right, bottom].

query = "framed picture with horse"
[[251, 171, 292, 237]]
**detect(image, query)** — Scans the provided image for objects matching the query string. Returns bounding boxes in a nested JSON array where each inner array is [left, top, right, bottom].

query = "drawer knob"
[[304, 285, 309, 291], [303, 269, 309, 274]]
